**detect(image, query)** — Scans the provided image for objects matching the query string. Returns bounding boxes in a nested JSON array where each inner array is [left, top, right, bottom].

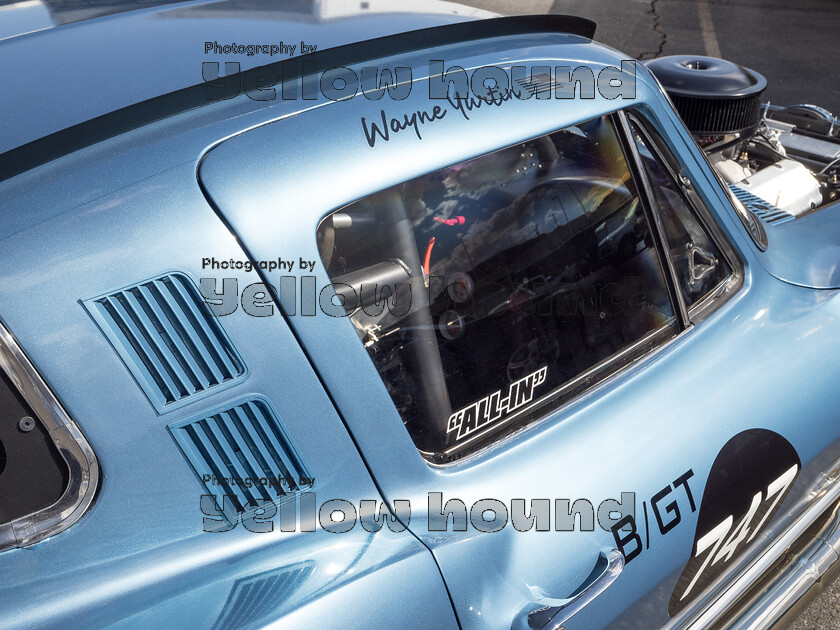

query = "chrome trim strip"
[[671, 465, 840, 629], [730, 525, 840, 629], [0, 320, 99, 551]]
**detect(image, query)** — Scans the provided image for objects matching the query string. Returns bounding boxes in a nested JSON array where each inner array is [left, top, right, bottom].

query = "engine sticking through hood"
[[646, 55, 840, 219]]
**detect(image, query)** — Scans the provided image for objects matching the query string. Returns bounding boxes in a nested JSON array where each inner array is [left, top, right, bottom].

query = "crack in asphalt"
[[638, 0, 667, 60]]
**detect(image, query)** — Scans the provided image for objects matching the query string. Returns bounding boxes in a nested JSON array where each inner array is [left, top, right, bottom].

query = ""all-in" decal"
[[447, 367, 548, 441]]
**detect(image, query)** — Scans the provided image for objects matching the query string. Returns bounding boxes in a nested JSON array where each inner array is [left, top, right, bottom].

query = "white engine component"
[[730, 159, 823, 216], [710, 155, 753, 184]]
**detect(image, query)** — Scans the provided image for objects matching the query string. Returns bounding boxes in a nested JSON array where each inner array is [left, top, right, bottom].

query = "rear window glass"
[[317, 116, 678, 462]]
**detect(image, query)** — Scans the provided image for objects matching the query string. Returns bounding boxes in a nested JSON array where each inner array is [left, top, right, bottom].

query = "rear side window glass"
[[318, 116, 678, 462], [0, 371, 69, 525], [630, 122, 733, 309]]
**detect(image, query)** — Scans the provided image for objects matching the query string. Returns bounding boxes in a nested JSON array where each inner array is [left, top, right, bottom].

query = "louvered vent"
[[169, 398, 313, 520], [514, 73, 553, 98], [85, 273, 246, 412], [729, 184, 795, 225], [212, 563, 315, 630]]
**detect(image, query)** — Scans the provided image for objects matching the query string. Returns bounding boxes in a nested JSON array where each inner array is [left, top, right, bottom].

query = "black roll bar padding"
[[332, 259, 412, 312], [375, 189, 452, 447]]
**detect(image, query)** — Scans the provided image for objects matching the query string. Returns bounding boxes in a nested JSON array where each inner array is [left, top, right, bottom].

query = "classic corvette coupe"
[[2, 1, 840, 628]]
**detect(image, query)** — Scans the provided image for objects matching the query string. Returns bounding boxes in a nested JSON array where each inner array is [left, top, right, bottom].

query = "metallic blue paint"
[[0, 161, 457, 628], [0, 0, 485, 155], [84, 272, 248, 412], [756, 203, 840, 289], [0, 4, 838, 629], [198, 37, 840, 628]]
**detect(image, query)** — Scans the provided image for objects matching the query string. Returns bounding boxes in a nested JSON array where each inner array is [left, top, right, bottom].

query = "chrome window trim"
[[638, 66, 767, 250], [360, 113, 685, 464], [686, 272, 743, 324], [0, 319, 99, 552], [434, 315, 704, 469], [692, 132, 769, 251], [621, 110, 745, 325]]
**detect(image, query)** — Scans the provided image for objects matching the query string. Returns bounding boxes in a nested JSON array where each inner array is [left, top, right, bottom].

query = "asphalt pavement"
[[463, 0, 840, 114], [459, 0, 840, 628]]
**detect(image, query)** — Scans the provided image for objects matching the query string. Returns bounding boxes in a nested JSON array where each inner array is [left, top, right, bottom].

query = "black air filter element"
[[645, 56, 767, 136]]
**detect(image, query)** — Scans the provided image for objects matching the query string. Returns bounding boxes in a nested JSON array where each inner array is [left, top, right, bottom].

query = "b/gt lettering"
[[611, 469, 697, 564]]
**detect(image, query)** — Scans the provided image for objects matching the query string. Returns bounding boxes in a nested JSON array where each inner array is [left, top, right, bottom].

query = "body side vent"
[[169, 397, 313, 522], [85, 272, 246, 412], [514, 73, 553, 98], [729, 184, 796, 225], [212, 563, 315, 630]]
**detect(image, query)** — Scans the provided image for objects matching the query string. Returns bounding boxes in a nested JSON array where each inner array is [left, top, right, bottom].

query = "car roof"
[[0, 0, 496, 156]]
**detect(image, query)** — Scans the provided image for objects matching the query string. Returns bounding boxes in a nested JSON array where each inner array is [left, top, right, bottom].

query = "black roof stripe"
[[0, 14, 595, 184]]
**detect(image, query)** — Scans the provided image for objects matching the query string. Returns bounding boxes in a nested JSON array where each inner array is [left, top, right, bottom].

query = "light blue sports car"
[[1, 1, 840, 628]]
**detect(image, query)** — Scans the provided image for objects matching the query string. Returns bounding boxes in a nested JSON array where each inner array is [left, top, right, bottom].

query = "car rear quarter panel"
[[0, 159, 455, 628], [195, 39, 840, 628]]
